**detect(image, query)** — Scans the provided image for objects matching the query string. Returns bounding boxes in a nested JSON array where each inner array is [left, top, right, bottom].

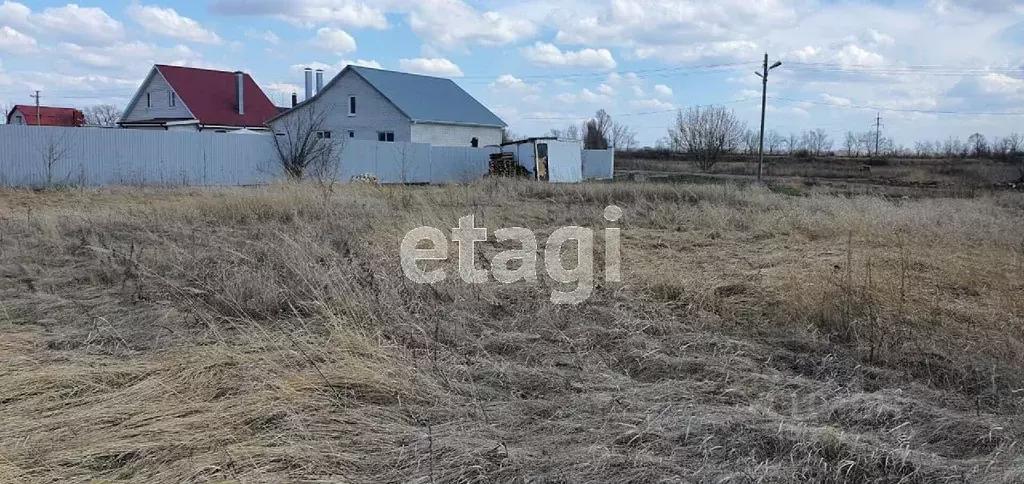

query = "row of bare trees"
[[547, 109, 638, 151]]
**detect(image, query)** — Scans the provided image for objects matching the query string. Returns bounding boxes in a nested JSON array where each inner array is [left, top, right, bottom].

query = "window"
[[471, 137, 479, 148], [377, 131, 394, 142], [169, 91, 177, 107], [14, 114, 23, 125], [348, 130, 355, 138], [348, 96, 356, 116], [316, 130, 332, 139], [146, 92, 152, 108]]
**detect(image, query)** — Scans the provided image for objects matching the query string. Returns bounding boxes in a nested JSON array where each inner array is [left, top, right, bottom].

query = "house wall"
[[121, 70, 193, 123], [410, 123, 502, 147], [272, 71, 412, 142], [10, 109, 26, 125]]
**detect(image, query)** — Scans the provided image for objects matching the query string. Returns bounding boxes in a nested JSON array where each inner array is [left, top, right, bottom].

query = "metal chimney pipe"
[[304, 68, 313, 100], [234, 71, 245, 115], [315, 69, 324, 93], [291, 92, 298, 107]]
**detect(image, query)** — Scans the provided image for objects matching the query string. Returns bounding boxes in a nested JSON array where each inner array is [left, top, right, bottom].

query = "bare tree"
[[563, 124, 580, 142], [610, 121, 637, 151], [37, 130, 73, 186], [786, 133, 800, 154], [743, 129, 759, 155], [82, 104, 122, 127], [392, 141, 414, 183], [582, 109, 613, 149], [968, 133, 989, 158], [844, 131, 859, 157], [270, 106, 342, 179], [667, 105, 747, 171], [799, 129, 832, 157], [0, 102, 11, 124], [766, 130, 783, 155]]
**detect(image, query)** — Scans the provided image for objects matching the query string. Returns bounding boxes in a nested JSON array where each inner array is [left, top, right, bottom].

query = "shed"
[[500, 137, 583, 183]]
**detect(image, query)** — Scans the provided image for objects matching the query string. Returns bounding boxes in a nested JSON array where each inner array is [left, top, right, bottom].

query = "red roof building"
[[6, 105, 85, 127], [118, 64, 279, 131]]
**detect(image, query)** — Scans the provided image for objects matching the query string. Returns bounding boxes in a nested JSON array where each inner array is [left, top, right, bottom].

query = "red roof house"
[[6, 105, 85, 127], [118, 64, 279, 131]]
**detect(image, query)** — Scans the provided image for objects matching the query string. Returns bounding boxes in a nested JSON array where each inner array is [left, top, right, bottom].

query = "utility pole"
[[873, 112, 882, 158], [755, 53, 782, 183], [30, 90, 41, 126]]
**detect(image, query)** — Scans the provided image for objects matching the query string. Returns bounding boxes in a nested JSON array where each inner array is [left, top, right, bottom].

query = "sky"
[[0, 0, 1023, 147]]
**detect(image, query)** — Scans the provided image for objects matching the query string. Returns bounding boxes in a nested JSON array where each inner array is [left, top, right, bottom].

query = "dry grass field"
[[0, 180, 1022, 483], [617, 156, 1024, 197]]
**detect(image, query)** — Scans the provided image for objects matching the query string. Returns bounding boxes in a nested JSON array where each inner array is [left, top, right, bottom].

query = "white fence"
[[0, 126, 277, 186], [0, 126, 608, 187], [582, 149, 615, 180]]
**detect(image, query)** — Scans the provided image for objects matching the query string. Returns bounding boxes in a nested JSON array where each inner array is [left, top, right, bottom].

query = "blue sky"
[[1, 0, 1023, 147]]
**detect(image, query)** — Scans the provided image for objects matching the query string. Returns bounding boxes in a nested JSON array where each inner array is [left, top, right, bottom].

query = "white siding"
[[273, 71, 411, 142], [411, 122, 502, 147], [122, 70, 193, 122]]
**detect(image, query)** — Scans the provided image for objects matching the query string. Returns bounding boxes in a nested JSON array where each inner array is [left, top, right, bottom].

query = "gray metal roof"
[[350, 66, 506, 127]]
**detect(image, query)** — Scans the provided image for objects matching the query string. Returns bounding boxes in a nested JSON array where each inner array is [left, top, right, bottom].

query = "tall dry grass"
[[0, 180, 1022, 483]]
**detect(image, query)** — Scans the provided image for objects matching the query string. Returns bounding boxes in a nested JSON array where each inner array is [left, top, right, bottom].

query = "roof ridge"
[[156, 64, 248, 75]]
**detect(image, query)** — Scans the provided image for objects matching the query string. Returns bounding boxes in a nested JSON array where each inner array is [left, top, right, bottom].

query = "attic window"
[[169, 91, 177, 107], [146, 92, 152, 108], [348, 96, 356, 116]]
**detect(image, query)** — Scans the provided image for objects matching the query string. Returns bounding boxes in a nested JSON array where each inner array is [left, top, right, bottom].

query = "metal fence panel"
[[0, 126, 506, 187], [582, 149, 615, 180]]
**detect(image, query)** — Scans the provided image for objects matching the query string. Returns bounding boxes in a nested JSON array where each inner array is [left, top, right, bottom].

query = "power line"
[[769, 96, 1024, 116], [788, 61, 1023, 73], [519, 96, 761, 120]]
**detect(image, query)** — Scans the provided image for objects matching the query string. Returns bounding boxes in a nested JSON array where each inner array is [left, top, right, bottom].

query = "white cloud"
[[407, 1, 536, 48], [490, 74, 533, 91], [313, 27, 357, 55], [521, 42, 616, 69], [266, 82, 301, 97], [635, 40, 759, 63], [207, 0, 388, 29], [0, 59, 10, 86], [0, 1, 31, 30], [398, 58, 464, 77], [0, 25, 36, 54], [632, 85, 646, 98], [339, 58, 382, 69], [126, 4, 222, 45], [58, 41, 203, 71], [821, 93, 852, 106], [34, 4, 124, 45], [607, 72, 640, 85], [654, 84, 673, 98], [596, 83, 615, 96], [556, 87, 609, 104], [247, 29, 280, 45], [630, 98, 675, 111]]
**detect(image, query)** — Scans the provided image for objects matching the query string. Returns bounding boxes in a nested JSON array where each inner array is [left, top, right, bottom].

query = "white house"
[[118, 65, 281, 132], [269, 66, 506, 147]]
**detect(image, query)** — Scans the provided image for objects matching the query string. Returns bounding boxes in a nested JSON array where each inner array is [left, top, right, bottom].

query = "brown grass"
[[0, 180, 1022, 483]]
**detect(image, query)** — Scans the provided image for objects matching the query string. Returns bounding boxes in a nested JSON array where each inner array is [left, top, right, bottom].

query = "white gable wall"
[[272, 71, 412, 142], [122, 70, 193, 123], [411, 123, 502, 147]]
